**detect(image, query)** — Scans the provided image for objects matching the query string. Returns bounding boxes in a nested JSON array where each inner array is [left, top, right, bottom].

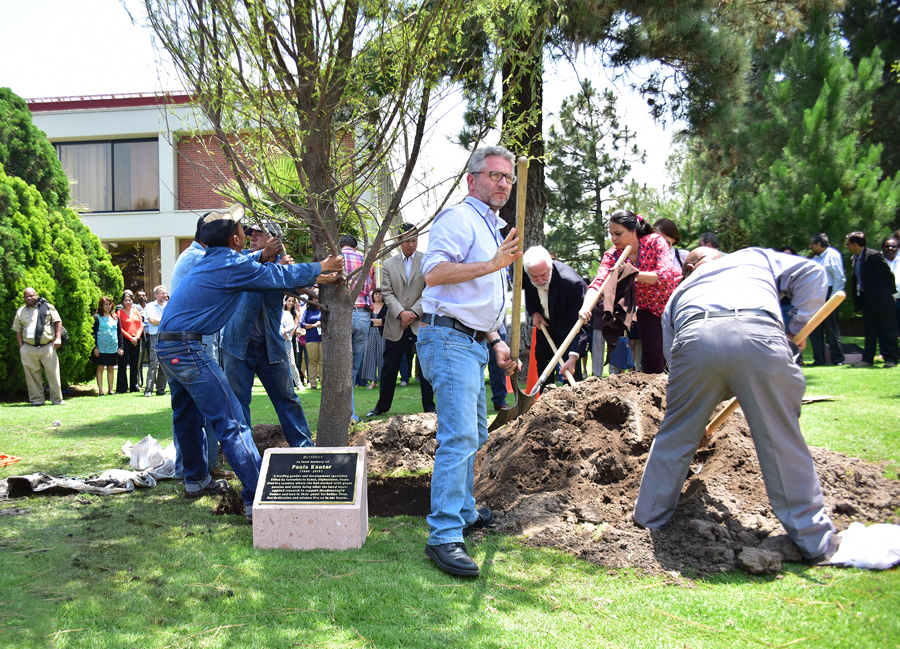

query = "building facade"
[[28, 93, 238, 294], [29, 93, 403, 294]]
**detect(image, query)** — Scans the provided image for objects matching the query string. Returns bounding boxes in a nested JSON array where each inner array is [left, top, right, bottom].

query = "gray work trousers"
[[633, 313, 835, 560], [145, 333, 169, 396]]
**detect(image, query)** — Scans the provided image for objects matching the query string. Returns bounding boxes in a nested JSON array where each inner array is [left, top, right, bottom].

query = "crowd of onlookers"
[[12, 220, 900, 409], [84, 286, 173, 397]]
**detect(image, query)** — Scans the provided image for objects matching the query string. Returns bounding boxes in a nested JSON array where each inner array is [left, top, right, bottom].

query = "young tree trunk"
[[305, 121, 355, 447], [499, 25, 546, 252], [500, 26, 546, 380], [316, 283, 354, 447]]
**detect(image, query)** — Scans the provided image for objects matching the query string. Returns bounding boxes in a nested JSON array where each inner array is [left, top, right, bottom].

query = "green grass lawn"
[[1, 354, 898, 648]]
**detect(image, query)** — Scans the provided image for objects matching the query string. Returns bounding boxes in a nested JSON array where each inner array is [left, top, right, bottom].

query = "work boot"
[[184, 479, 229, 499]]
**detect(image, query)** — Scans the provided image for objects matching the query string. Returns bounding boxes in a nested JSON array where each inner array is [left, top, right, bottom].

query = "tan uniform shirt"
[[11, 303, 61, 346]]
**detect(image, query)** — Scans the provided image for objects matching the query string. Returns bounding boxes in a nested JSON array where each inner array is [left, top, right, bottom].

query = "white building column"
[[158, 130, 177, 213], [160, 235, 178, 290]]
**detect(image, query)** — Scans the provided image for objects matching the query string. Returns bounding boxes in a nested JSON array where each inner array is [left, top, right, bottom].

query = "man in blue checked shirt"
[[417, 145, 522, 577]]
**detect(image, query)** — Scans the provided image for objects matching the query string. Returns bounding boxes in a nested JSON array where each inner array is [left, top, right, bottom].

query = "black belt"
[[680, 308, 775, 331], [423, 313, 488, 343], [353, 307, 369, 312], [157, 331, 203, 342]]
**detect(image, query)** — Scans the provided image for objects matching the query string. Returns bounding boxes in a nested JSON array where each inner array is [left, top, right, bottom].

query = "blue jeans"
[[203, 331, 220, 363], [399, 348, 411, 383], [174, 421, 220, 478], [156, 340, 262, 510], [173, 333, 222, 476], [350, 309, 370, 418], [351, 309, 369, 378], [417, 324, 489, 545], [222, 340, 314, 448]]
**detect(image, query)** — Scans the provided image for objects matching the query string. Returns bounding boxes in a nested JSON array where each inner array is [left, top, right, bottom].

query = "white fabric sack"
[[124, 435, 166, 470], [830, 522, 900, 570], [122, 435, 177, 480], [146, 456, 176, 481]]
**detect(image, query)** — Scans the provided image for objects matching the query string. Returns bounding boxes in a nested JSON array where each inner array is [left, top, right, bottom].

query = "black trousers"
[[375, 328, 434, 412], [810, 286, 844, 364], [862, 301, 899, 364], [117, 340, 142, 392], [636, 310, 665, 374]]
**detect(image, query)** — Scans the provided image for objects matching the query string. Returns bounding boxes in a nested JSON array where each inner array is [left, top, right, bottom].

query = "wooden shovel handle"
[[792, 290, 845, 347], [507, 156, 528, 361], [538, 322, 577, 386], [530, 246, 633, 395]]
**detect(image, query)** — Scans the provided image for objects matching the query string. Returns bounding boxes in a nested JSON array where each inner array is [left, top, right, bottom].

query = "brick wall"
[[177, 134, 238, 211]]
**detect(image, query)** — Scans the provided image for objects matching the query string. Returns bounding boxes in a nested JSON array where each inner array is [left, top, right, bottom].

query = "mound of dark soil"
[[349, 413, 438, 475], [253, 424, 291, 456], [248, 376, 900, 575], [473, 374, 900, 574]]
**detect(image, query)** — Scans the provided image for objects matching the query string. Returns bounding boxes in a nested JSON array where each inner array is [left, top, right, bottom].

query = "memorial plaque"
[[259, 452, 358, 505], [253, 447, 368, 551]]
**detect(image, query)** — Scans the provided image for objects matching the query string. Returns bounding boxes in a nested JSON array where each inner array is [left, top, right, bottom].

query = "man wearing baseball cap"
[[222, 220, 319, 450], [156, 205, 343, 522]]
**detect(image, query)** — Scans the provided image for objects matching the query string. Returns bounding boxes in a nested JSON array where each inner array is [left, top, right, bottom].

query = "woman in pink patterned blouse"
[[579, 209, 681, 373]]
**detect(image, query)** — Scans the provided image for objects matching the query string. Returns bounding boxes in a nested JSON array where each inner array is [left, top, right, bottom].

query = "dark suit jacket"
[[851, 247, 896, 312], [524, 260, 590, 357]]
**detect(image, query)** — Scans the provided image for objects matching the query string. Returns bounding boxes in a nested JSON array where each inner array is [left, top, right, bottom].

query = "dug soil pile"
[[350, 373, 900, 575]]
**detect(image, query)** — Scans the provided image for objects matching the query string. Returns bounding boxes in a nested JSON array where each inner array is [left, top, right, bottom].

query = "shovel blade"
[[488, 383, 536, 432]]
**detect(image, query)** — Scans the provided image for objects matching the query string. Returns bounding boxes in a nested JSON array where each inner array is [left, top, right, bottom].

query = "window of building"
[[105, 241, 162, 294], [56, 139, 159, 212]]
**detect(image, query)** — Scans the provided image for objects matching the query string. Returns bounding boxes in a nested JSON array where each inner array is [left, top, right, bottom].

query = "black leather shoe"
[[423, 406, 436, 414], [366, 408, 385, 418], [425, 542, 479, 577], [463, 507, 494, 537], [184, 479, 229, 499]]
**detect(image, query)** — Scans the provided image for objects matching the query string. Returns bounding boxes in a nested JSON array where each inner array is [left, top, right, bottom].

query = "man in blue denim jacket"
[[156, 205, 343, 520], [222, 221, 321, 449]]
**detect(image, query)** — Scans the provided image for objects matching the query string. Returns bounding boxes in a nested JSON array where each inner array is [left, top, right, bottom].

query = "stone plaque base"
[[252, 446, 368, 551]]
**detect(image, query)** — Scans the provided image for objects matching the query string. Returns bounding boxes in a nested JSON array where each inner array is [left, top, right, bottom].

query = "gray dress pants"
[[633, 313, 835, 560]]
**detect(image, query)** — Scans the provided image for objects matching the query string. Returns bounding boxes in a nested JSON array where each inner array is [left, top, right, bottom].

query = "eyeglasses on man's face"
[[473, 170, 517, 185], [883, 244, 899, 250]]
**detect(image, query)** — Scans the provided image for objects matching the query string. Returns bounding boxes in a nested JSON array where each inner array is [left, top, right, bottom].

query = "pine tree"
[[738, 37, 900, 250], [0, 88, 70, 210], [0, 165, 123, 393], [544, 81, 644, 276], [840, 0, 900, 184], [625, 143, 727, 249]]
